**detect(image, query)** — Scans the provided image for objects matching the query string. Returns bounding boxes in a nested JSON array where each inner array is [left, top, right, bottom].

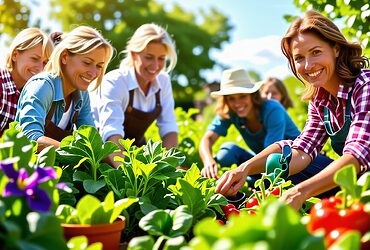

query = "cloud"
[[214, 35, 285, 65], [208, 35, 294, 81]]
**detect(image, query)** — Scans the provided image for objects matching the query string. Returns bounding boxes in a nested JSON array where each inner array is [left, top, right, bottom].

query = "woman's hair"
[[45, 26, 113, 89], [215, 91, 263, 119], [261, 77, 294, 109], [281, 10, 369, 100], [119, 23, 177, 73], [5, 27, 53, 71]]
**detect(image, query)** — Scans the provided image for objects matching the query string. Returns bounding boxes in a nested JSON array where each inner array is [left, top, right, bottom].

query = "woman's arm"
[[199, 130, 220, 178], [162, 131, 178, 149]]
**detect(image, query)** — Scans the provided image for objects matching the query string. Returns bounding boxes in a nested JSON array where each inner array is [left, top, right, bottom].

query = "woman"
[[260, 77, 294, 109], [0, 27, 53, 136], [16, 26, 113, 151], [199, 68, 301, 179], [91, 23, 178, 168], [215, 10, 369, 210]]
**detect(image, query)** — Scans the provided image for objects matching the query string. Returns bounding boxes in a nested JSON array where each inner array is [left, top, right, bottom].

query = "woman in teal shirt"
[[199, 68, 332, 183]]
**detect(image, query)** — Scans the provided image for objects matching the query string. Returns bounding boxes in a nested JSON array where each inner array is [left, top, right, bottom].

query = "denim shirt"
[[15, 72, 94, 141], [207, 99, 300, 154]]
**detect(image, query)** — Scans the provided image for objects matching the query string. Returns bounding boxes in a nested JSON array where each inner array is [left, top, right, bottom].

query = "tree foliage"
[[290, 0, 370, 56], [48, 0, 233, 103], [0, 0, 31, 39]]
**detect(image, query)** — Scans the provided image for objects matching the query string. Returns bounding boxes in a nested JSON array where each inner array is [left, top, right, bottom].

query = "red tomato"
[[267, 186, 281, 197], [225, 208, 240, 219], [245, 197, 259, 208], [308, 197, 370, 236], [325, 228, 348, 247]]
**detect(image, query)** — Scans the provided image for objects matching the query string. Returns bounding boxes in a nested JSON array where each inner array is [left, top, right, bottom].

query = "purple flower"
[[1, 161, 57, 212]]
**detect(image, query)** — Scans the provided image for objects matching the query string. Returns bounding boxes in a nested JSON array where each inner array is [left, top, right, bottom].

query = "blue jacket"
[[15, 72, 94, 141], [207, 99, 300, 154]]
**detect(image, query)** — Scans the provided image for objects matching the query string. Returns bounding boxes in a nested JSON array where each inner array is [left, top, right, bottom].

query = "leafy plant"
[[167, 164, 228, 223], [0, 127, 67, 250], [103, 138, 185, 238], [187, 199, 326, 250], [128, 205, 192, 249], [56, 191, 137, 225], [55, 125, 119, 203]]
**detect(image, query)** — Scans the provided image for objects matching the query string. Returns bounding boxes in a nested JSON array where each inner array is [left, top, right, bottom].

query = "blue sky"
[[159, 0, 302, 81], [1, 0, 301, 81]]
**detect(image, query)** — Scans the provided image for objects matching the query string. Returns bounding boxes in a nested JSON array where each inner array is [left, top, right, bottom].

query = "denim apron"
[[123, 89, 161, 146], [323, 90, 352, 155]]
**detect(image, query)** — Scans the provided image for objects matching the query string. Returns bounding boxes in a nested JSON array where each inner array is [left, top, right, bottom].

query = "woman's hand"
[[201, 159, 219, 179], [279, 185, 308, 211], [215, 166, 248, 197]]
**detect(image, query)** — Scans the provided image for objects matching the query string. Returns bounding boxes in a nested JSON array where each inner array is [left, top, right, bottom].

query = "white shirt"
[[90, 67, 178, 142]]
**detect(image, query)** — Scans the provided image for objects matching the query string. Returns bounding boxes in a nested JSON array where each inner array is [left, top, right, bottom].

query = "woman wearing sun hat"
[[199, 68, 333, 183]]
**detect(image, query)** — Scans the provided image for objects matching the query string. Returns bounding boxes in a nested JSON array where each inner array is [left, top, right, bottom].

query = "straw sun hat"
[[211, 68, 263, 97]]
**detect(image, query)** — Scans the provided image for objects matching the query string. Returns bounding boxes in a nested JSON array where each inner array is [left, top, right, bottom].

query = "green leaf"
[[127, 235, 155, 250], [76, 195, 101, 224], [139, 209, 172, 236], [73, 171, 92, 182], [25, 212, 68, 250], [168, 205, 193, 237], [67, 236, 103, 250], [334, 165, 361, 198], [83, 179, 106, 193], [36, 146, 56, 167], [184, 164, 202, 187], [163, 236, 187, 250], [111, 197, 138, 224]]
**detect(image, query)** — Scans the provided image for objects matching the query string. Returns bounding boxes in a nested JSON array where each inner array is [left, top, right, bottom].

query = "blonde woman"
[[16, 26, 113, 151], [0, 27, 53, 136], [91, 23, 178, 168]]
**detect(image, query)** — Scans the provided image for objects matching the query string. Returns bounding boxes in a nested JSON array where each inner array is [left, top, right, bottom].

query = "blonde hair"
[[45, 26, 113, 89], [281, 10, 368, 100], [5, 27, 53, 71], [120, 23, 177, 73]]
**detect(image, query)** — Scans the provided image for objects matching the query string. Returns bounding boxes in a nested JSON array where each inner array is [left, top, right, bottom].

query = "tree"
[[47, 0, 233, 104], [0, 0, 31, 40], [289, 0, 369, 56]]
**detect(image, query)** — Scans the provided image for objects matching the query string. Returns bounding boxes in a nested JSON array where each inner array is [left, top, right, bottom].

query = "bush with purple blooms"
[[0, 126, 68, 250]]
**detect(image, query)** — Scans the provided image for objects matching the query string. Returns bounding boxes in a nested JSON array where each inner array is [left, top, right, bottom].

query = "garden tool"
[[265, 144, 292, 182]]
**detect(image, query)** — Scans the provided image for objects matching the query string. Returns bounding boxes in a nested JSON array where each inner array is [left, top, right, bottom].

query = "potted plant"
[[56, 191, 137, 250]]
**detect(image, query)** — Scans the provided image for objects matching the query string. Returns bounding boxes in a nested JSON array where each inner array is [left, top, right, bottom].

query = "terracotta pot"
[[62, 215, 126, 250]]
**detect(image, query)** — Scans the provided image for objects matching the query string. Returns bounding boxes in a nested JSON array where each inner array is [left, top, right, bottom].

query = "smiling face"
[[132, 42, 167, 87], [11, 43, 48, 89], [61, 46, 106, 92], [225, 93, 254, 118], [291, 32, 340, 92], [260, 83, 283, 103]]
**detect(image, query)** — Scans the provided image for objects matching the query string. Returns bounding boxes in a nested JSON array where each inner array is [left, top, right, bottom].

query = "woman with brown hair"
[[216, 10, 369, 210]]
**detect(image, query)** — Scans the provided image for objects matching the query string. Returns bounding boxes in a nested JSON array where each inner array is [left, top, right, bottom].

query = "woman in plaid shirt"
[[0, 28, 53, 136], [215, 10, 369, 210]]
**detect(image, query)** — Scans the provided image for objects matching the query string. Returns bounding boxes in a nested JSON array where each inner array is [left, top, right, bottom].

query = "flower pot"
[[62, 215, 126, 250]]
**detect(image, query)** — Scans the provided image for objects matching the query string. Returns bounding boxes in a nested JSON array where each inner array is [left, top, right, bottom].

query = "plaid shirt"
[[278, 69, 370, 173], [0, 68, 20, 136]]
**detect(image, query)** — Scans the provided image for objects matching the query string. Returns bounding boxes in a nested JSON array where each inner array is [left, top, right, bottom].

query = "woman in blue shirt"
[[199, 68, 332, 182], [15, 26, 113, 151]]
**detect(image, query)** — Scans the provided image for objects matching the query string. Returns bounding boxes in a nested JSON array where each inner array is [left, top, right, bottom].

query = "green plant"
[[56, 191, 137, 225], [55, 125, 119, 204], [0, 127, 67, 250]]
